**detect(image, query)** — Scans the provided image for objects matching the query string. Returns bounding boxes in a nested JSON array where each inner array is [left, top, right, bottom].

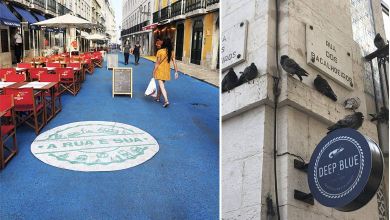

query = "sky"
[[111, 0, 123, 43]]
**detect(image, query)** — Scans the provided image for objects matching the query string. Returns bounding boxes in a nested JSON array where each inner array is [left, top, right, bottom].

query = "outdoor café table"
[[7, 82, 59, 123], [0, 82, 17, 94], [30, 61, 44, 68]]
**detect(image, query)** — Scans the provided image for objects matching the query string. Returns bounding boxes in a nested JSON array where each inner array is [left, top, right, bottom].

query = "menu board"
[[112, 67, 132, 97], [107, 54, 118, 70]]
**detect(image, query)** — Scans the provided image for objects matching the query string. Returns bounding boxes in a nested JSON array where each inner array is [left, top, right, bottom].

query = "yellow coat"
[[155, 49, 171, 81]]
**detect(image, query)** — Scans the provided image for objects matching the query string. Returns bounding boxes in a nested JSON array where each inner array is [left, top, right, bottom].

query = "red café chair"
[[67, 62, 83, 81], [4, 73, 26, 82], [17, 63, 33, 68], [57, 68, 80, 96], [0, 68, 16, 80], [0, 94, 18, 169], [46, 62, 61, 68], [92, 52, 103, 68], [3, 88, 45, 135], [39, 73, 61, 115], [29, 68, 48, 81]]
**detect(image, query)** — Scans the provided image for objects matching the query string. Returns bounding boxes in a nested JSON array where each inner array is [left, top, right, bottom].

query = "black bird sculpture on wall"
[[327, 112, 364, 134], [280, 55, 309, 81], [369, 107, 389, 123], [222, 68, 239, 93], [314, 75, 337, 101], [374, 33, 386, 50], [238, 63, 258, 85]]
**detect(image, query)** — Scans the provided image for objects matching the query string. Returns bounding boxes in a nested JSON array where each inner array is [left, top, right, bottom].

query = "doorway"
[[190, 20, 203, 65], [175, 23, 184, 60]]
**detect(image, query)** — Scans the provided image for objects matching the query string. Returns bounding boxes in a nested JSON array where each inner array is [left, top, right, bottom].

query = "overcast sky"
[[111, 0, 122, 43]]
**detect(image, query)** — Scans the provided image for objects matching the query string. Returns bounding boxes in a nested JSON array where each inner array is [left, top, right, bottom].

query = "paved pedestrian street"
[[0, 53, 219, 220]]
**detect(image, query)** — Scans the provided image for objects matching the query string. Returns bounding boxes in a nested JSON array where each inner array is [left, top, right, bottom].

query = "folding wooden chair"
[[0, 94, 17, 169], [46, 62, 62, 68], [57, 68, 80, 96], [92, 52, 103, 68], [39, 73, 62, 115], [4, 73, 26, 82], [67, 62, 83, 82], [17, 63, 33, 68], [4, 88, 45, 135], [29, 68, 48, 81]]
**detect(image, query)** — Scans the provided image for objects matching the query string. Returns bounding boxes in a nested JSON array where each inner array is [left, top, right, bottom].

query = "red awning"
[[142, 23, 158, 31]]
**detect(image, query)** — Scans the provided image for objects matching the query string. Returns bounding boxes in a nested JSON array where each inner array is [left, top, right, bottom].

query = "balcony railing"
[[171, 0, 183, 17], [185, 0, 205, 13], [47, 0, 56, 13], [32, 0, 45, 8], [153, 11, 159, 23], [160, 6, 170, 20], [206, 0, 219, 6], [121, 21, 150, 37]]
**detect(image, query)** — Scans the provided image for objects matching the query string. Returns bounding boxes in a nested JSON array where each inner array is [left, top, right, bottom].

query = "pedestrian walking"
[[152, 37, 179, 108], [14, 29, 22, 63], [132, 42, 141, 65], [123, 41, 130, 65]]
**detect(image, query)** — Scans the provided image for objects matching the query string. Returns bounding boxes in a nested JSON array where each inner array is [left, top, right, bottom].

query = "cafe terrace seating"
[[29, 68, 48, 81], [4, 73, 26, 82], [0, 94, 18, 169], [39, 73, 62, 115], [4, 88, 45, 135], [58, 68, 80, 96]]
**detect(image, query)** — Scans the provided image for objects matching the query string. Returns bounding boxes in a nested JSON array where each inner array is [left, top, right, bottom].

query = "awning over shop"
[[33, 12, 46, 22], [13, 5, 37, 24], [142, 23, 158, 31], [0, 1, 20, 27]]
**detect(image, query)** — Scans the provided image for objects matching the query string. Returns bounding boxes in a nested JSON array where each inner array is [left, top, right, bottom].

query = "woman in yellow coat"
[[153, 37, 178, 108]]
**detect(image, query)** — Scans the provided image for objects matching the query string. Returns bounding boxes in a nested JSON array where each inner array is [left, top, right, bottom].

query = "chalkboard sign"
[[107, 54, 118, 69], [112, 67, 132, 97]]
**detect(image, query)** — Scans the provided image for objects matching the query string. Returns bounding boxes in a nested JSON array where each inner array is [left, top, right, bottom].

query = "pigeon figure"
[[238, 63, 258, 85], [327, 112, 364, 134], [314, 75, 337, 101], [374, 33, 386, 50], [222, 68, 238, 93], [280, 55, 309, 81], [369, 107, 389, 123], [344, 97, 361, 111]]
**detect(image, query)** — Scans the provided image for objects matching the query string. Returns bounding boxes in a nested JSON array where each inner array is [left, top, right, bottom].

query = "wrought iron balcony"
[[153, 11, 159, 23], [47, 0, 56, 13], [121, 21, 150, 37], [185, 0, 205, 13], [206, 0, 219, 6], [8, 0, 31, 5], [32, 0, 45, 9], [171, 0, 183, 17], [160, 6, 170, 20]]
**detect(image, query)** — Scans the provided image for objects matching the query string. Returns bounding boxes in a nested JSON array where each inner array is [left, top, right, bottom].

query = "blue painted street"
[[0, 53, 219, 220]]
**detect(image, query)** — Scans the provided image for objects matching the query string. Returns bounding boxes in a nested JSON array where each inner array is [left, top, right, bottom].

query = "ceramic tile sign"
[[221, 20, 248, 71], [306, 24, 354, 90], [308, 128, 383, 211], [31, 121, 159, 172]]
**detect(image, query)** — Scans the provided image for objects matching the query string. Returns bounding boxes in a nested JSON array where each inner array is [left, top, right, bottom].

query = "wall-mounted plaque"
[[112, 67, 132, 97], [306, 24, 354, 90], [107, 54, 118, 70], [221, 20, 248, 71]]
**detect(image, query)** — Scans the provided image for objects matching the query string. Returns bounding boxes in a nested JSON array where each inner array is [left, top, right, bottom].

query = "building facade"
[[152, 0, 219, 70], [222, 0, 388, 219], [121, 0, 154, 55]]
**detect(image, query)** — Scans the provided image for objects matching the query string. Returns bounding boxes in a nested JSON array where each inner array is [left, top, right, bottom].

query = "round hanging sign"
[[308, 128, 383, 211], [31, 121, 159, 172]]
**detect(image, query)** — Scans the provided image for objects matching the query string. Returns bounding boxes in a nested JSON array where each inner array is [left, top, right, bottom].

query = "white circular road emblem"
[[31, 121, 159, 172]]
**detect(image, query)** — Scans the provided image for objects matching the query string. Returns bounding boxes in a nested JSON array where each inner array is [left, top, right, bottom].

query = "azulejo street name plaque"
[[308, 128, 383, 211], [221, 20, 248, 71], [306, 24, 354, 90], [31, 121, 159, 172]]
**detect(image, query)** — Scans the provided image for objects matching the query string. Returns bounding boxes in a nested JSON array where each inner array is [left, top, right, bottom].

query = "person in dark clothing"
[[123, 41, 130, 65], [132, 42, 141, 65], [14, 29, 22, 63]]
